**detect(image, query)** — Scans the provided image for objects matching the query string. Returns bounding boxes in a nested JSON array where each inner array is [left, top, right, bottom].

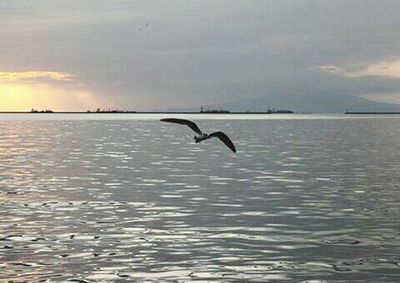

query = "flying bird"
[[160, 118, 236, 153]]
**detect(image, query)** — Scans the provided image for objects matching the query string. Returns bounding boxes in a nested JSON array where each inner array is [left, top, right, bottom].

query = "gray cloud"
[[2, 0, 400, 110]]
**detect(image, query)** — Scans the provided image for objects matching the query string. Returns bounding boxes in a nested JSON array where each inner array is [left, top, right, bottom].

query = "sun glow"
[[0, 83, 103, 111]]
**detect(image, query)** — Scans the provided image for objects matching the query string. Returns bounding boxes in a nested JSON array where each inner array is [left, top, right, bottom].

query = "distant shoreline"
[[2, 111, 400, 115], [0, 111, 295, 114], [345, 111, 400, 114]]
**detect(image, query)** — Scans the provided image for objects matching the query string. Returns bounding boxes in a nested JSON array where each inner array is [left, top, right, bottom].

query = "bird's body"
[[194, 133, 210, 143], [160, 118, 236, 153]]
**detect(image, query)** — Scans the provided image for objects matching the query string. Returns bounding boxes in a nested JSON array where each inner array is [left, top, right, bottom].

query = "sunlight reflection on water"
[[1, 115, 400, 282]]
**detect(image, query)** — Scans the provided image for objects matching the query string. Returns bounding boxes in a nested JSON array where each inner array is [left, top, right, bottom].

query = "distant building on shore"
[[31, 108, 53, 113], [200, 107, 230, 113], [87, 108, 136, 113]]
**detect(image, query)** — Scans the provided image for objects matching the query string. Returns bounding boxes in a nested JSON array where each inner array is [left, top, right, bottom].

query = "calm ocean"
[[1, 114, 399, 282]]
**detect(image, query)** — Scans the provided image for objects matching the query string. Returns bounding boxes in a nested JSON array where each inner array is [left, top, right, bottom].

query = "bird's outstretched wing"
[[160, 118, 203, 134], [209, 131, 236, 153]]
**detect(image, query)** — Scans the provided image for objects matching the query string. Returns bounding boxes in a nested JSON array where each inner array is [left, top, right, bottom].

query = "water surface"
[[1, 114, 399, 282]]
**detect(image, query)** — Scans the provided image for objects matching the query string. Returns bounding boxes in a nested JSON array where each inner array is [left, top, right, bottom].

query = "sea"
[[0, 114, 399, 282]]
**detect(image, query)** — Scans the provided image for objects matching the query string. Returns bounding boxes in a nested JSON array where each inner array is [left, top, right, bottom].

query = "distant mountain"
[[208, 92, 400, 113]]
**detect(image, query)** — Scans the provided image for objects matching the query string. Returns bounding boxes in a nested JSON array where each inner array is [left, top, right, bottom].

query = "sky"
[[1, 0, 400, 111]]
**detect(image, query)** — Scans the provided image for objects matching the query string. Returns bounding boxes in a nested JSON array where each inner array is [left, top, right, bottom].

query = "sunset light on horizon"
[[0, 81, 103, 112]]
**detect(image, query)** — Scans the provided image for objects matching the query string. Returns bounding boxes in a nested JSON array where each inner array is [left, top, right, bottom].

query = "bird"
[[160, 118, 236, 153]]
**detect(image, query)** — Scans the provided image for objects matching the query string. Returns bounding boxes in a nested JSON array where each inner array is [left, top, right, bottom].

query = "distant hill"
[[208, 92, 400, 113]]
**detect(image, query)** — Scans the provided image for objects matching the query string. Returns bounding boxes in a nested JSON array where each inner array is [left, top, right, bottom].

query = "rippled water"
[[1, 114, 400, 282]]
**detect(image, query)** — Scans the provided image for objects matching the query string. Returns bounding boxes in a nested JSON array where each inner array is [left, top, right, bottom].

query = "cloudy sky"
[[1, 0, 400, 111]]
